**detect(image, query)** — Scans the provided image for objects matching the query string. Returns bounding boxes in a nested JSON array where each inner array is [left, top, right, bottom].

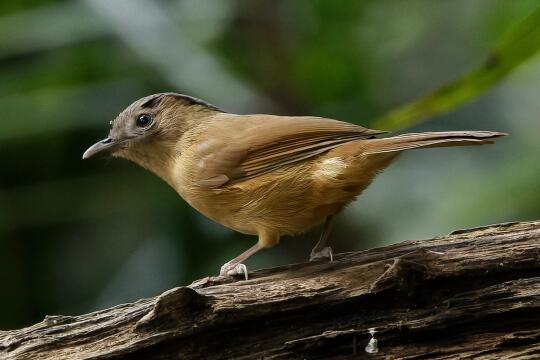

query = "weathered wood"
[[1, 220, 540, 359]]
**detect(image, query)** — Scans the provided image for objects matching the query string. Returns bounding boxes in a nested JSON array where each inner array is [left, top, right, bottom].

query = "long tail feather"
[[364, 131, 507, 154]]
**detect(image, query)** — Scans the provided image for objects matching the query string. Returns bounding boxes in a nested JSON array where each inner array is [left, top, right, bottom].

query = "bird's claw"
[[310, 246, 333, 262], [220, 262, 249, 280]]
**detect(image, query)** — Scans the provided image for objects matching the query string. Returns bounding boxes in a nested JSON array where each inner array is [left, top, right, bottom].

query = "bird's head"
[[83, 92, 221, 160], [83, 92, 222, 181]]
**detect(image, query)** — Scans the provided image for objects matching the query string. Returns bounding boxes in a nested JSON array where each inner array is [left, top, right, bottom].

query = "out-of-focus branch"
[[84, 0, 275, 113]]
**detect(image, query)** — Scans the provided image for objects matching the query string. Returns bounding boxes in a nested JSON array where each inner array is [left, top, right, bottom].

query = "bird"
[[83, 92, 507, 279]]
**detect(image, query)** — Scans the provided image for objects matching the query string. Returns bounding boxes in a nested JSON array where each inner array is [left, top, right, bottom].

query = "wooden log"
[[1, 220, 539, 359]]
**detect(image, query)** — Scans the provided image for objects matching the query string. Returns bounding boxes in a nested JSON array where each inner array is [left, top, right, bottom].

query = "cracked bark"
[[1, 220, 540, 359]]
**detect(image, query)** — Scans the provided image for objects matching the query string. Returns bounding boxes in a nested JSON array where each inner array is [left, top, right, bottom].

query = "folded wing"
[[194, 115, 385, 188]]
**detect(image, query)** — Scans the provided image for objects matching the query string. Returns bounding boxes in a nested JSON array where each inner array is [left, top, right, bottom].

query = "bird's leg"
[[310, 215, 335, 262], [220, 243, 262, 280]]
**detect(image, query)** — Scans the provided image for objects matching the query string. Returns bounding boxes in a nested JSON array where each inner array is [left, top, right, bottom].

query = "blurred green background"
[[1, 0, 539, 330]]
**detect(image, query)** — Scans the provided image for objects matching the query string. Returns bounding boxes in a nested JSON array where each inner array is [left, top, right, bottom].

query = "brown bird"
[[83, 93, 506, 279]]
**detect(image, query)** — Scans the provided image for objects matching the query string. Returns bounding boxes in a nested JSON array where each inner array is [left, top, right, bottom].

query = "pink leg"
[[220, 243, 262, 280], [310, 215, 334, 262]]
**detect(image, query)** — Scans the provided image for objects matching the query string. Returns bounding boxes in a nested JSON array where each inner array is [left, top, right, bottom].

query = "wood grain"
[[1, 220, 539, 359]]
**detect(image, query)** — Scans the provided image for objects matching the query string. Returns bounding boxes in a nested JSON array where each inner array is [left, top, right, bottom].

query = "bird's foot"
[[220, 262, 249, 280], [310, 246, 333, 262]]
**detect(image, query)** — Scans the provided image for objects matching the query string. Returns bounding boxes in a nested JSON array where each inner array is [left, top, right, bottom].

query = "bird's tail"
[[364, 131, 507, 154]]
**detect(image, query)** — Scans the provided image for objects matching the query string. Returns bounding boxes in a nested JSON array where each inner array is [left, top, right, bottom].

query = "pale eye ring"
[[136, 113, 153, 127]]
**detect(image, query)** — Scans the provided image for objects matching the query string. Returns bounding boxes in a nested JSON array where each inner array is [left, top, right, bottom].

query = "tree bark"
[[1, 220, 540, 359]]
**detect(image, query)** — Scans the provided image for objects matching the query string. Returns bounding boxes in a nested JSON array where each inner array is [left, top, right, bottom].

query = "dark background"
[[1, 0, 539, 329]]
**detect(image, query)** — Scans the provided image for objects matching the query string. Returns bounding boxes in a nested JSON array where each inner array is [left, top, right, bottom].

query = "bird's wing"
[[194, 115, 386, 188]]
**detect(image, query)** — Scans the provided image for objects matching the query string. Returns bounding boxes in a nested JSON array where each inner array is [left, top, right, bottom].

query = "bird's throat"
[[119, 141, 178, 188]]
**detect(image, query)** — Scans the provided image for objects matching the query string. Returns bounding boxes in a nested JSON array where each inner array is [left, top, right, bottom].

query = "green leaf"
[[373, 5, 540, 130]]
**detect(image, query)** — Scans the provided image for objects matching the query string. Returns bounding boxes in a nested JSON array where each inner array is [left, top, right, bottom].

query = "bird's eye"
[[136, 114, 153, 127]]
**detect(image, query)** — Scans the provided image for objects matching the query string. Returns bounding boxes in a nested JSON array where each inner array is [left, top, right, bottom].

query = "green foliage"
[[374, 4, 540, 129]]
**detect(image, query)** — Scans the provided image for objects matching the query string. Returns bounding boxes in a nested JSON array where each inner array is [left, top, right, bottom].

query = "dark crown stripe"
[[140, 94, 165, 108], [169, 93, 223, 112], [139, 93, 223, 112]]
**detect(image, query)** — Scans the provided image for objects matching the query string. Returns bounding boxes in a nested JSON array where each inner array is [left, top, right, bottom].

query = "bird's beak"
[[82, 137, 120, 159]]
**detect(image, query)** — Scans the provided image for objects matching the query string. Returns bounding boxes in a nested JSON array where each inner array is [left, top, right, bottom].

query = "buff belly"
[[181, 151, 393, 237]]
